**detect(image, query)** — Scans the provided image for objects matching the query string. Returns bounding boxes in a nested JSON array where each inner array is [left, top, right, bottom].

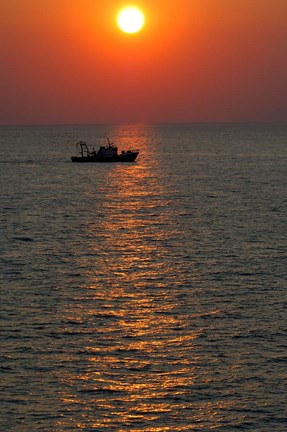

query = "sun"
[[117, 6, 145, 34]]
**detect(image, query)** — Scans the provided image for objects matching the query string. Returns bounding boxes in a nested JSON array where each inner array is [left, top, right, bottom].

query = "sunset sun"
[[117, 6, 145, 34]]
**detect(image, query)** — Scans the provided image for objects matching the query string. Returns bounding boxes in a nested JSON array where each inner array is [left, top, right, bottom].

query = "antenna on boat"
[[107, 137, 114, 147]]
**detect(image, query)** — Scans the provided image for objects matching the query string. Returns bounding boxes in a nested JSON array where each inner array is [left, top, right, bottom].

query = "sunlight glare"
[[117, 6, 145, 34]]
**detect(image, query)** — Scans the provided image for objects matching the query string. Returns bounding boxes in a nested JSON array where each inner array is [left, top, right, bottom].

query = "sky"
[[1, 0, 287, 125]]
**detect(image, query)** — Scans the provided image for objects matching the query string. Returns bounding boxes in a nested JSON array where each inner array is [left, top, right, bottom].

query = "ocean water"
[[0, 123, 286, 431]]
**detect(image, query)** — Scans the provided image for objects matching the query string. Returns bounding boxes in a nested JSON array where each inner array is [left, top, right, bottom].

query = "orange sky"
[[1, 0, 286, 125]]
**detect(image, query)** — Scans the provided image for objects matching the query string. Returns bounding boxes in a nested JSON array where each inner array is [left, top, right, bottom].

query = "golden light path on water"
[[55, 127, 233, 430]]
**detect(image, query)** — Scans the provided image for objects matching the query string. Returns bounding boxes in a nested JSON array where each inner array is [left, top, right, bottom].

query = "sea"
[[0, 123, 286, 431]]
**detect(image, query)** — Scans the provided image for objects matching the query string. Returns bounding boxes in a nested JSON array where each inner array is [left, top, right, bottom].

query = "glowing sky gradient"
[[1, 0, 286, 125]]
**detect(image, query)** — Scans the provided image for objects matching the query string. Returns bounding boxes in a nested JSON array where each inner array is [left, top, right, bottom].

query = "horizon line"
[[0, 120, 286, 128]]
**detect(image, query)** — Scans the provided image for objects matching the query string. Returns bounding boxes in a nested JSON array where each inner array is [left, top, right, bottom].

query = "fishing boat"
[[71, 139, 139, 163]]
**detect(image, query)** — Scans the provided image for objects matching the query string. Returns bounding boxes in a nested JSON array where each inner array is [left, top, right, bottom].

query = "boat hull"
[[71, 151, 139, 163]]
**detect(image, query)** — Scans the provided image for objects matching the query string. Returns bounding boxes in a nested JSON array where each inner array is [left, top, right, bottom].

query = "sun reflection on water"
[[56, 126, 228, 430]]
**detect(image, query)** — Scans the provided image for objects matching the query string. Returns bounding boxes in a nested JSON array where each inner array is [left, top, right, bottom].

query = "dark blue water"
[[1, 123, 286, 431]]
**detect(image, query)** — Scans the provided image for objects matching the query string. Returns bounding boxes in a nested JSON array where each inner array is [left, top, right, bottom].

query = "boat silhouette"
[[71, 139, 139, 163]]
